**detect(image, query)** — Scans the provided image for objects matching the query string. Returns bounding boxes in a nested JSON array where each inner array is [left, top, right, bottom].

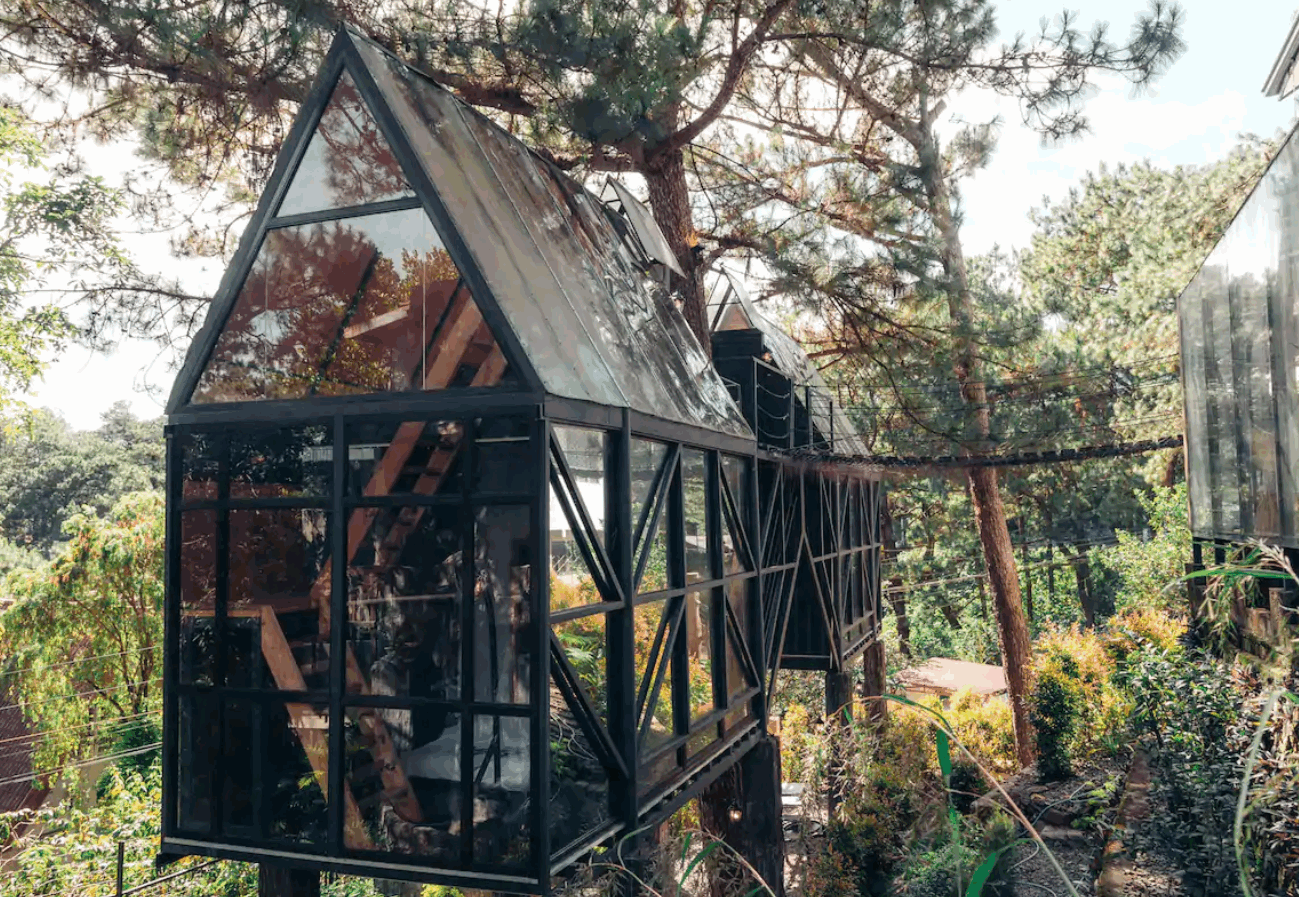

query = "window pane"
[[179, 510, 217, 686], [473, 417, 532, 494], [474, 505, 532, 704], [265, 700, 330, 844], [553, 613, 606, 726], [725, 580, 753, 704], [180, 432, 221, 502], [630, 439, 668, 559], [681, 450, 709, 584], [223, 698, 258, 835], [634, 599, 673, 749], [192, 209, 515, 404], [685, 590, 715, 722], [347, 419, 465, 499], [347, 504, 462, 702], [549, 676, 611, 855], [228, 508, 331, 690], [229, 426, 331, 499], [277, 71, 415, 217], [176, 692, 219, 834], [471, 714, 531, 868], [344, 706, 460, 859]]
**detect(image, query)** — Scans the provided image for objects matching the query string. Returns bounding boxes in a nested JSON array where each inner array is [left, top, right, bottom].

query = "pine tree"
[[718, 0, 1185, 765]]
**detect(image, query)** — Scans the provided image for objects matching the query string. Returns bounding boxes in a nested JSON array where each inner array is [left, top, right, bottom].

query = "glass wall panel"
[[264, 700, 330, 844], [634, 598, 674, 749], [1181, 275, 1213, 534], [681, 450, 709, 584], [473, 505, 532, 704], [192, 209, 515, 404], [549, 679, 611, 855], [630, 439, 668, 558], [230, 426, 331, 499], [176, 692, 219, 833], [685, 590, 715, 722], [222, 698, 258, 835], [347, 419, 465, 498], [347, 504, 462, 702], [471, 714, 531, 868], [180, 432, 221, 501], [473, 417, 532, 494], [179, 510, 218, 686], [276, 71, 415, 217], [549, 427, 608, 610], [553, 613, 607, 725], [228, 508, 331, 691], [344, 706, 460, 860]]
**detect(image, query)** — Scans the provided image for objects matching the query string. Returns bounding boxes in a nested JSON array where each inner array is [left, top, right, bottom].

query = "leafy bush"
[[1123, 647, 1243, 895], [1030, 660, 1081, 781], [1094, 483, 1190, 614], [946, 689, 1016, 775]]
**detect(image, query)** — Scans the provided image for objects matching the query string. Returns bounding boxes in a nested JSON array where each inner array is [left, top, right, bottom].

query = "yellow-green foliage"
[[946, 689, 1017, 775], [779, 702, 822, 784], [1031, 608, 1184, 762], [550, 572, 598, 611]]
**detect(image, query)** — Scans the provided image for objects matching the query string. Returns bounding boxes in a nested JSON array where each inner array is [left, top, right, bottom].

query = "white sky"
[[18, 1, 1299, 430]]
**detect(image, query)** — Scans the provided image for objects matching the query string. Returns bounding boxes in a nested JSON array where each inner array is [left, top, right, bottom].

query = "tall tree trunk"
[[919, 115, 1035, 769], [644, 147, 710, 353], [968, 468, 1034, 766], [825, 668, 853, 819]]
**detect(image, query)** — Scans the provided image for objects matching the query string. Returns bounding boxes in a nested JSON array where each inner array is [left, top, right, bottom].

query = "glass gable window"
[[192, 208, 516, 403], [277, 71, 416, 217]]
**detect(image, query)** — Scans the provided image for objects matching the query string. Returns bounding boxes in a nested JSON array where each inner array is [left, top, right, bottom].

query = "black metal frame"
[[161, 26, 884, 896]]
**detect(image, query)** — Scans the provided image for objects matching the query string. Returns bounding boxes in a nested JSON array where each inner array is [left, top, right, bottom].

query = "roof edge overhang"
[[1264, 12, 1299, 98]]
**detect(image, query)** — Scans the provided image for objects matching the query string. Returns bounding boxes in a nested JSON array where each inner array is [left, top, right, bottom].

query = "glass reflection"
[[180, 432, 221, 501], [193, 209, 512, 403], [347, 504, 462, 702], [179, 510, 217, 686], [474, 505, 532, 704], [229, 426, 331, 499], [347, 419, 465, 498], [473, 417, 532, 494], [630, 439, 668, 558], [685, 590, 715, 722], [549, 679, 611, 854], [344, 707, 460, 859], [471, 715, 531, 868], [681, 450, 709, 584], [277, 71, 415, 217], [177, 692, 219, 833], [227, 508, 331, 690], [634, 599, 673, 748], [265, 700, 330, 844], [553, 613, 607, 725]]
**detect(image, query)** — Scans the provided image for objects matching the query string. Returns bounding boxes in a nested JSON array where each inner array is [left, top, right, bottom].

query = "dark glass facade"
[[163, 27, 883, 893]]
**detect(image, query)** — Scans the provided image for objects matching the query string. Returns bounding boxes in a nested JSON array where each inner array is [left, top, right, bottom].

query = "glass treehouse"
[[162, 27, 882, 893]]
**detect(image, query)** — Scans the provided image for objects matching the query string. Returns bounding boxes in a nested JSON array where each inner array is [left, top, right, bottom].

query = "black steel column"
[[609, 411, 640, 891]]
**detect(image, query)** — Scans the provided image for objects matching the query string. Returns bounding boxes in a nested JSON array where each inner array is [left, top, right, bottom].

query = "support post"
[[861, 637, 887, 725], [258, 864, 320, 897], [825, 667, 853, 820], [699, 736, 787, 897]]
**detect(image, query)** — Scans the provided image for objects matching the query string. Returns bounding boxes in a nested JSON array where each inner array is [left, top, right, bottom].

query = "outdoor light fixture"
[[728, 805, 743, 823]]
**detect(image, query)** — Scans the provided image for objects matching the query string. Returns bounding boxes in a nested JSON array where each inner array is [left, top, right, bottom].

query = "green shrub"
[[1030, 662, 1082, 781]]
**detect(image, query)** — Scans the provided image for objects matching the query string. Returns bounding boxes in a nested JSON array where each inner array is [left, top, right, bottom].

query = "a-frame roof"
[[169, 28, 751, 440]]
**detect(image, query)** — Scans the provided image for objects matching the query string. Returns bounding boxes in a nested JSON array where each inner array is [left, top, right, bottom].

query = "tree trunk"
[[880, 498, 910, 659], [862, 636, 888, 723], [1066, 547, 1096, 627], [919, 113, 1035, 769], [967, 468, 1035, 767], [698, 735, 787, 897], [643, 148, 710, 354], [258, 865, 319, 897]]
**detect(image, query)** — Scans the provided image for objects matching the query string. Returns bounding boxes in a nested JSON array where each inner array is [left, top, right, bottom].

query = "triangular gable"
[[168, 31, 538, 411]]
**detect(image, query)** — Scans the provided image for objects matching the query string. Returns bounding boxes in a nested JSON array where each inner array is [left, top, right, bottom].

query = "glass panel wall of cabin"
[[167, 412, 543, 882]]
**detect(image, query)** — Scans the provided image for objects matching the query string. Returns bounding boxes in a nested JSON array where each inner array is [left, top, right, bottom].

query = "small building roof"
[[1264, 10, 1299, 99], [895, 658, 1008, 696], [0, 688, 42, 815]]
